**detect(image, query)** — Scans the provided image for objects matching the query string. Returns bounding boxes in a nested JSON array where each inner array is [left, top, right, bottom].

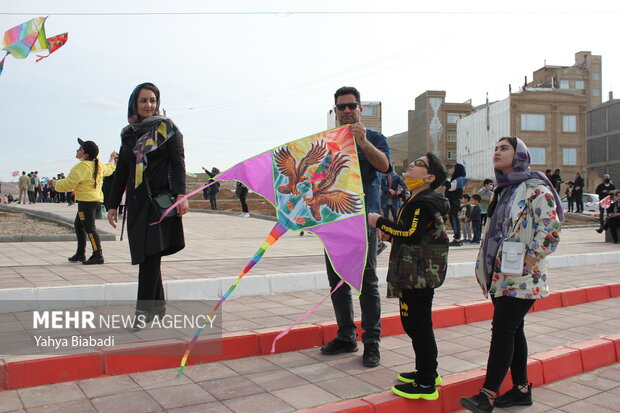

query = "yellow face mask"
[[404, 177, 426, 190]]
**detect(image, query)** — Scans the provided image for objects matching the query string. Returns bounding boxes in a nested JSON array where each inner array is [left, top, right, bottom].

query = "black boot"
[[68, 253, 86, 262], [83, 254, 104, 265]]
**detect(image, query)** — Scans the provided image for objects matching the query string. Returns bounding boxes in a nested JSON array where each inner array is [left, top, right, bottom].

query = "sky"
[[2, 0, 620, 182]]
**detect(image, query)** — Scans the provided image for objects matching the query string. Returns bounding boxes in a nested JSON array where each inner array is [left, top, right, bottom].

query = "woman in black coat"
[[107, 82, 188, 327]]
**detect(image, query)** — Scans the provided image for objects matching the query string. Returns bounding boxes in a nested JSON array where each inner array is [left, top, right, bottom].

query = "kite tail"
[[150, 179, 218, 226], [177, 222, 288, 376], [270, 279, 344, 353], [0, 53, 7, 76]]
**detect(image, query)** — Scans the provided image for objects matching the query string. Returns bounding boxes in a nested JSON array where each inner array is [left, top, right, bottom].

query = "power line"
[[1, 10, 619, 16]]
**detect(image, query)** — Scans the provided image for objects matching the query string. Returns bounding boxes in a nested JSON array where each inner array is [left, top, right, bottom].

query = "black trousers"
[[602, 215, 620, 243], [74, 201, 102, 256], [575, 192, 584, 212], [472, 220, 482, 242], [239, 193, 248, 213], [400, 288, 437, 386], [483, 296, 535, 393], [599, 206, 612, 228], [326, 229, 381, 344], [209, 194, 217, 210], [137, 252, 165, 311]]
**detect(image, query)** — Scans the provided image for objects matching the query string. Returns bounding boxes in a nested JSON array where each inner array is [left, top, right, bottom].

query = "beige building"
[[528, 51, 602, 109], [458, 90, 587, 181], [408, 91, 473, 171], [586, 95, 620, 188]]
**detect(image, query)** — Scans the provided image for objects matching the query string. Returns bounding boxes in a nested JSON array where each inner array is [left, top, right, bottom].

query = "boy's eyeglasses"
[[413, 159, 429, 169], [335, 102, 359, 111]]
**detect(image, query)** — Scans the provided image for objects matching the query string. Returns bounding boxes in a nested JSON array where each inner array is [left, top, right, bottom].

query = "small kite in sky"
[[1, 17, 68, 77], [159, 125, 368, 375]]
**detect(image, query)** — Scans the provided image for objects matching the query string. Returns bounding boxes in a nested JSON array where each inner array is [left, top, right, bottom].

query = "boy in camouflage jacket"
[[368, 152, 449, 401]]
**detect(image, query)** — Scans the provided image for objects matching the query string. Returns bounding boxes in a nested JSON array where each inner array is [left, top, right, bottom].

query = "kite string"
[[177, 222, 287, 376], [270, 279, 345, 353]]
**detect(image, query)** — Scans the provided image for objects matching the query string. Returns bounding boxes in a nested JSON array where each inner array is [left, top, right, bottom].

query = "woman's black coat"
[[107, 126, 186, 265]]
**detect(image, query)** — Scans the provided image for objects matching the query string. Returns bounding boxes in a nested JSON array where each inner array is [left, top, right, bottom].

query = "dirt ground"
[[188, 189, 276, 216], [0, 212, 74, 235]]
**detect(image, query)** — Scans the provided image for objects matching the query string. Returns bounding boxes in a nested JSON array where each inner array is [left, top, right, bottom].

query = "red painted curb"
[[603, 332, 620, 362], [585, 285, 611, 302], [530, 347, 583, 383], [433, 305, 466, 328], [5, 353, 103, 390], [254, 325, 322, 355], [2, 284, 619, 390], [560, 288, 588, 307], [568, 338, 617, 372], [457, 300, 494, 323], [188, 332, 260, 364], [380, 313, 405, 337], [103, 340, 186, 376], [532, 291, 562, 312], [302, 335, 619, 413]]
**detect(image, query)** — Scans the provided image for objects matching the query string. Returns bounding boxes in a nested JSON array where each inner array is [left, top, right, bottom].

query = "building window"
[[521, 114, 545, 131], [559, 80, 569, 89], [447, 113, 462, 123], [447, 150, 456, 160], [446, 130, 457, 142], [562, 115, 577, 132], [575, 80, 585, 90], [592, 73, 601, 80], [563, 148, 577, 165], [593, 89, 601, 97], [530, 148, 546, 164], [362, 106, 376, 116]]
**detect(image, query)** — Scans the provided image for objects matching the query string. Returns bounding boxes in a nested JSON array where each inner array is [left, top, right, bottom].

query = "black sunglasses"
[[335, 102, 359, 111]]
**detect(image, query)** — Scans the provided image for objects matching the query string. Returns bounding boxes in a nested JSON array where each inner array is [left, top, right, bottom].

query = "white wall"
[[457, 98, 510, 180]]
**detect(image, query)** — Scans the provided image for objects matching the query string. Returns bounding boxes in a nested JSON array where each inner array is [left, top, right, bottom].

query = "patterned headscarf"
[[126, 82, 175, 189], [481, 137, 564, 285]]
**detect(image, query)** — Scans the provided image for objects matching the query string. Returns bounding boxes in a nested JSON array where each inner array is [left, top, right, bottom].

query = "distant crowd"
[[379, 166, 618, 248], [8, 171, 76, 205]]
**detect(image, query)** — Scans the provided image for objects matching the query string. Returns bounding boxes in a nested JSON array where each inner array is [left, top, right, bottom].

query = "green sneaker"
[[392, 382, 439, 400]]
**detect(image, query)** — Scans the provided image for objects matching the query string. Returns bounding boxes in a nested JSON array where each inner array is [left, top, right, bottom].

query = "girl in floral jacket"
[[460, 137, 563, 413]]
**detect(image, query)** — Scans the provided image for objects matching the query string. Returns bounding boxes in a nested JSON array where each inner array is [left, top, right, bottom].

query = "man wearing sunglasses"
[[320, 86, 391, 368]]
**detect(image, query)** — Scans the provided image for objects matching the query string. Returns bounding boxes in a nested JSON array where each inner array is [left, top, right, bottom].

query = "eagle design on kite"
[[273, 140, 327, 195], [303, 152, 362, 221]]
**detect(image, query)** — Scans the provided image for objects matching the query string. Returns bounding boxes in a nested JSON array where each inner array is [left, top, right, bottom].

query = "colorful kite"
[[169, 125, 368, 375], [586, 195, 612, 209], [1, 17, 68, 77]]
